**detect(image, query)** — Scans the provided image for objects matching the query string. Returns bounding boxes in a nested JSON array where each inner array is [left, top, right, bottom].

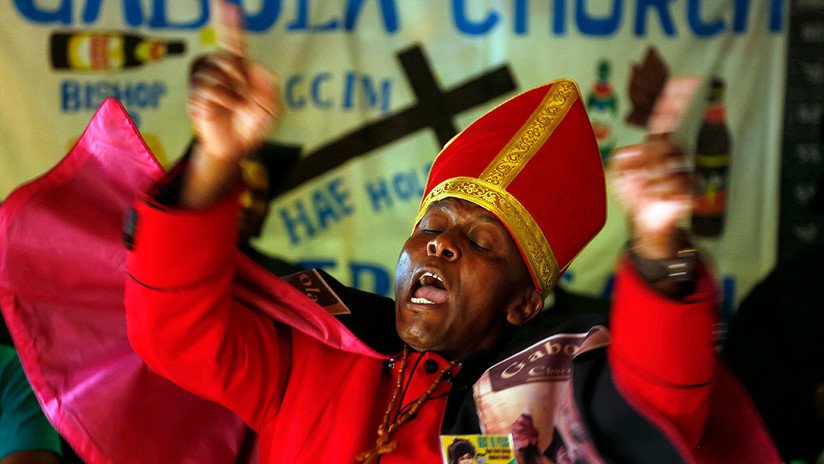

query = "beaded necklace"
[[356, 345, 457, 463]]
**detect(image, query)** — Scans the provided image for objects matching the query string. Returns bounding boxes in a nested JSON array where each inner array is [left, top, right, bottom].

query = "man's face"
[[394, 198, 538, 359], [238, 160, 270, 242]]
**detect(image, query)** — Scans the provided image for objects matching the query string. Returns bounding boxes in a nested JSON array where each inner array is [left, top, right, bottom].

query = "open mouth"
[[410, 271, 448, 305]]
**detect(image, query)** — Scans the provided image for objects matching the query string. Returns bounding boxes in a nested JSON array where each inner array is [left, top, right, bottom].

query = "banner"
[[0, 1, 787, 318]]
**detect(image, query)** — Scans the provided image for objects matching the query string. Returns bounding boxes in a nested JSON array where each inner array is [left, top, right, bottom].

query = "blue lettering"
[[365, 179, 393, 212], [14, 0, 785, 35], [365, 163, 430, 213], [285, 76, 306, 109], [732, 0, 749, 32], [328, 177, 354, 215], [61, 81, 80, 111], [289, 0, 308, 29], [577, 0, 623, 36], [514, 0, 527, 34], [148, 0, 208, 29], [635, 0, 676, 36], [687, 0, 724, 36], [452, 0, 499, 35], [286, 72, 393, 112], [289, 0, 339, 30], [14, 0, 71, 24], [342, 72, 356, 109], [769, 0, 783, 32], [345, 0, 398, 32], [278, 201, 316, 244], [60, 79, 166, 114], [241, 0, 281, 32], [360, 76, 391, 113], [311, 73, 333, 109], [552, 0, 567, 34], [312, 190, 340, 229], [16, 0, 207, 28], [351, 262, 392, 296]]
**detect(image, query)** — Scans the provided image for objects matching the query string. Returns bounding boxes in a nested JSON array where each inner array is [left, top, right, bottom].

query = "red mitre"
[[415, 79, 606, 297]]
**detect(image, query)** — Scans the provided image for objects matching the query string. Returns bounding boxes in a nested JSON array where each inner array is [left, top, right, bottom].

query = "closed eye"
[[471, 240, 491, 252]]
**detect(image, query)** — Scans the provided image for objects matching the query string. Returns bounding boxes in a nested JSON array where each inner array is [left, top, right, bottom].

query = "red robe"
[[1, 98, 779, 463]]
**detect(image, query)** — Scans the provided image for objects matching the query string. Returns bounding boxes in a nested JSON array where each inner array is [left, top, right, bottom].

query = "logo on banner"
[[50, 30, 186, 71]]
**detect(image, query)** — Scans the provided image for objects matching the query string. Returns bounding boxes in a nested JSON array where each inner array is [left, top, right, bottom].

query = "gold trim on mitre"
[[480, 79, 579, 187], [415, 177, 560, 297]]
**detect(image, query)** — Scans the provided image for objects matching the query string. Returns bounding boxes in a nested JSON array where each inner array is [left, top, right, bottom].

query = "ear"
[[505, 287, 544, 326]]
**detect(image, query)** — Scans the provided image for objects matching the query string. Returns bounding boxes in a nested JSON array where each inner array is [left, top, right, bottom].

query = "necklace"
[[356, 345, 457, 463]]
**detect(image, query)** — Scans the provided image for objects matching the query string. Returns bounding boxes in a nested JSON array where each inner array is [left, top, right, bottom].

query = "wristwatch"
[[629, 245, 698, 284]]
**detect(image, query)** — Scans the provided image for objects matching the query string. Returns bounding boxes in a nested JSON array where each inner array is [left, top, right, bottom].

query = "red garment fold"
[[0, 98, 250, 464]]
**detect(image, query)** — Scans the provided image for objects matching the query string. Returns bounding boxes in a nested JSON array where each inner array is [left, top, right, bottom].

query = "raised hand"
[[609, 136, 692, 259], [181, 0, 280, 208]]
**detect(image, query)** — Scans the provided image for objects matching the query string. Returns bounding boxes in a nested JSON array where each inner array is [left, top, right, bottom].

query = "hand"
[[609, 136, 691, 259], [181, 0, 280, 209], [188, 1, 280, 163]]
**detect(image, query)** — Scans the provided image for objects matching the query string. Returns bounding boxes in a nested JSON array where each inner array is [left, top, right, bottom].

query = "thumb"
[[248, 63, 280, 125]]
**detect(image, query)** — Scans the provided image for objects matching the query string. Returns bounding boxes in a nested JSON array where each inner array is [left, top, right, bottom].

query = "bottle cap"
[[167, 42, 186, 55]]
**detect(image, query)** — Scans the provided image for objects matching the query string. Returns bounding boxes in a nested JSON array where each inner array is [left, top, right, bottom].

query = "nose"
[[426, 235, 460, 261]]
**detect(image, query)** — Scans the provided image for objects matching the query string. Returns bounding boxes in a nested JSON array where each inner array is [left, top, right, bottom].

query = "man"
[[124, 2, 778, 462], [237, 142, 303, 277]]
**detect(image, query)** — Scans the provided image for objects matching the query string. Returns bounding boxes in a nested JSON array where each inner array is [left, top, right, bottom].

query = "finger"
[[213, 0, 247, 58], [189, 76, 244, 113], [611, 138, 682, 174], [609, 144, 649, 176], [247, 63, 280, 121], [190, 53, 246, 92], [646, 174, 691, 200]]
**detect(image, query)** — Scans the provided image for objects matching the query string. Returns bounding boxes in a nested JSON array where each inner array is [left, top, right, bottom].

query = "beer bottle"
[[586, 60, 619, 164], [692, 77, 731, 237], [50, 31, 185, 71]]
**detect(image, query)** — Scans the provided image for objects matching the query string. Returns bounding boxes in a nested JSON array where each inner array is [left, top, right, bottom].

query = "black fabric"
[[722, 245, 824, 463], [316, 269, 403, 356], [440, 350, 496, 435], [0, 312, 11, 347], [151, 151, 190, 206], [253, 142, 302, 200], [573, 349, 686, 464]]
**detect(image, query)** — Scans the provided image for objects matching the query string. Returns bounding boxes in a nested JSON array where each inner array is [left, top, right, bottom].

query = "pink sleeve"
[[608, 257, 718, 448], [124, 193, 289, 431]]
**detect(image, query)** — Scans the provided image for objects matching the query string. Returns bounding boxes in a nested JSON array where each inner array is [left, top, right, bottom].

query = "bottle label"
[[693, 153, 729, 216], [68, 33, 125, 70], [587, 98, 618, 162], [135, 41, 164, 62]]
